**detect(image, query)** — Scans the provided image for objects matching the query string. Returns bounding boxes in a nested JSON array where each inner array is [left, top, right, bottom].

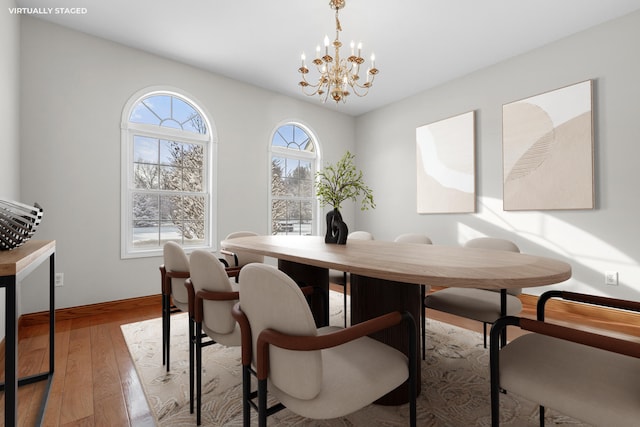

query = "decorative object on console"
[[502, 80, 594, 210], [315, 151, 375, 244], [0, 199, 44, 250], [416, 111, 476, 214], [298, 0, 378, 104]]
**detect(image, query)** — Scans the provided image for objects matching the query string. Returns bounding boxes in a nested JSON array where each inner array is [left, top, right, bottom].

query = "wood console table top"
[[0, 240, 56, 277]]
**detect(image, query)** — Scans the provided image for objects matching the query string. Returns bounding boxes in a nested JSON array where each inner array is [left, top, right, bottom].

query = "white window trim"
[[268, 121, 322, 236], [120, 86, 217, 259]]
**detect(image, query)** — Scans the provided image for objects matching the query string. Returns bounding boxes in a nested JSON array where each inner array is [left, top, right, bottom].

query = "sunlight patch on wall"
[[457, 197, 638, 293]]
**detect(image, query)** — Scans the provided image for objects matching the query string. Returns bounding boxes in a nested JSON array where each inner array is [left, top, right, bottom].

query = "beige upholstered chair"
[[160, 242, 239, 418], [393, 233, 433, 359], [187, 250, 241, 425], [221, 231, 265, 280], [490, 290, 640, 427], [347, 230, 374, 240], [424, 237, 522, 349], [394, 233, 432, 245], [160, 241, 191, 373], [232, 263, 417, 427]]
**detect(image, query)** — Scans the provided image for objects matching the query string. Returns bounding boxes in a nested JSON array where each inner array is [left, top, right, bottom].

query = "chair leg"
[[166, 298, 171, 372], [421, 284, 426, 360], [196, 321, 202, 426], [489, 330, 500, 427], [258, 378, 268, 427], [483, 322, 488, 348], [539, 406, 545, 427], [189, 317, 195, 414], [242, 365, 251, 427], [162, 294, 168, 367]]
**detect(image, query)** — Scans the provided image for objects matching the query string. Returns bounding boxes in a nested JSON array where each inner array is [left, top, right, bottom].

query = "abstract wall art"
[[502, 80, 594, 210], [416, 111, 476, 214]]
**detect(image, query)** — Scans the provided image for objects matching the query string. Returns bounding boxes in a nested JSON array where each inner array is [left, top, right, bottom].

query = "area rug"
[[121, 291, 589, 426]]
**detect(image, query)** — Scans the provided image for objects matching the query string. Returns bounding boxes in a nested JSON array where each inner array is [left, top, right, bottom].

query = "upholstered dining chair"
[[490, 290, 640, 427], [232, 263, 417, 427], [329, 230, 374, 327], [160, 241, 191, 373], [187, 250, 242, 425], [221, 231, 265, 281], [424, 237, 522, 350], [393, 233, 433, 360]]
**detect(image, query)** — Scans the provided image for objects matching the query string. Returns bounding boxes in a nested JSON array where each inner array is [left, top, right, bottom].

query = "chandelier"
[[298, 0, 378, 104]]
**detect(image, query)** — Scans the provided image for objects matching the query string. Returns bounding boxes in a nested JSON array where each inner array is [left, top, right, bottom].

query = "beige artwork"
[[503, 80, 594, 210], [416, 111, 475, 214]]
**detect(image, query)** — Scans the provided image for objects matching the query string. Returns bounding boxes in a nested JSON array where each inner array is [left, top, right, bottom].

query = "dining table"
[[220, 234, 572, 405]]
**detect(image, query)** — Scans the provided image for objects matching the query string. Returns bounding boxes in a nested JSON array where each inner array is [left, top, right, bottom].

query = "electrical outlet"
[[605, 271, 618, 286], [55, 273, 64, 287]]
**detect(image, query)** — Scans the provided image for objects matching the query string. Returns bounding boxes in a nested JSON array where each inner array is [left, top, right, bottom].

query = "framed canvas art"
[[416, 111, 476, 214], [502, 80, 594, 210]]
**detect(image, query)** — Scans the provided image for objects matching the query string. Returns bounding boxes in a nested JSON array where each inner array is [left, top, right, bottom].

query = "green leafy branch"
[[315, 151, 375, 211]]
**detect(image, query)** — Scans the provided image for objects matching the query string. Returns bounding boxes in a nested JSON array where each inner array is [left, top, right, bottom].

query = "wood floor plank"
[[59, 325, 93, 424], [91, 323, 123, 402], [42, 318, 72, 427], [110, 311, 157, 425], [93, 393, 130, 427]]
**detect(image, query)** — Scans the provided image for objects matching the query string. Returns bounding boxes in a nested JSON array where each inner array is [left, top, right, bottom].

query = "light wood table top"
[[0, 240, 56, 278], [221, 235, 571, 290]]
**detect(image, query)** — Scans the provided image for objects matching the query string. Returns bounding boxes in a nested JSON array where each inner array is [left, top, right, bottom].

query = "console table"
[[0, 240, 55, 426]]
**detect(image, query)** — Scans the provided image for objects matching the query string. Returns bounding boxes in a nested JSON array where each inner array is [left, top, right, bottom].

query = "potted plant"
[[315, 151, 375, 244]]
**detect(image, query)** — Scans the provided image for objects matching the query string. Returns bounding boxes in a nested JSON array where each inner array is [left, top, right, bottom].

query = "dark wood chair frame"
[[489, 290, 640, 427], [231, 292, 417, 427]]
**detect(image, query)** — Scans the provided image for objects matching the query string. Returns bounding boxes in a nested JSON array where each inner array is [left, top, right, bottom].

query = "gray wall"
[[355, 11, 640, 300], [18, 17, 355, 313], [0, 0, 21, 338]]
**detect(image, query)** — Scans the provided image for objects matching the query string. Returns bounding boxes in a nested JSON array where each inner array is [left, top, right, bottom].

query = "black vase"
[[325, 208, 348, 245]]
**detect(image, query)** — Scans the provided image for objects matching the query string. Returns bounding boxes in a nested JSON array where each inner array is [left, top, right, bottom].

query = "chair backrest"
[[394, 233, 433, 244], [163, 241, 190, 305], [464, 237, 521, 295], [223, 231, 265, 267], [348, 231, 374, 240], [239, 263, 322, 400], [190, 250, 237, 335]]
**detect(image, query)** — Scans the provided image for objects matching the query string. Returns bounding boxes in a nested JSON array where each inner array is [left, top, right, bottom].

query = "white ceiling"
[[16, 0, 640, 116]]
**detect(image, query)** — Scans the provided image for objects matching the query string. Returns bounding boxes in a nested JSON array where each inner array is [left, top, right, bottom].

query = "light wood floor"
[[1, 298, 159, 427], [3, 286, 638, 426]]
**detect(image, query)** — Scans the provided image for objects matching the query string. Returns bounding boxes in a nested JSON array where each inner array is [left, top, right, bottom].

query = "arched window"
[[121, 88, 216, 258], [269, 123, 320, 236]]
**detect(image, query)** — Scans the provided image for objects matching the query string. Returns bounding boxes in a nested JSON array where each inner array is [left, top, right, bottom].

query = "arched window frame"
[[269, 121, 321, 236], [120, 87, 217, 258]]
